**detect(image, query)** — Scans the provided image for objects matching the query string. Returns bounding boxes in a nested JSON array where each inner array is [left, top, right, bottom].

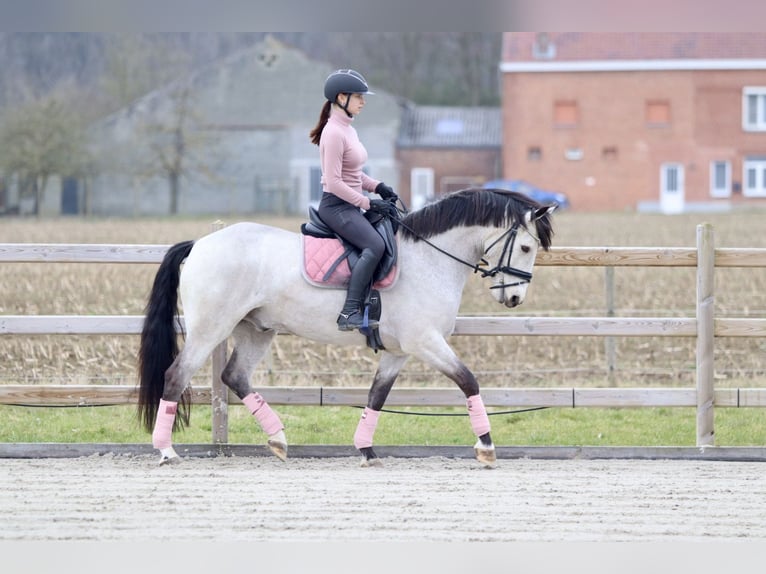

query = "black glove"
[[375, 182, 398, 201], [368, 199, 398, 218]]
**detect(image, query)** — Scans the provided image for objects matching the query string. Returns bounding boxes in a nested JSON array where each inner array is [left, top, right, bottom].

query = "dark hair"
[[309, 101, 332, 146]]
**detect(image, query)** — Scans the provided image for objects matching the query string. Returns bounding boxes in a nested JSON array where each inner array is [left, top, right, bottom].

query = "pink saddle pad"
[[301, 235, 398, 290]]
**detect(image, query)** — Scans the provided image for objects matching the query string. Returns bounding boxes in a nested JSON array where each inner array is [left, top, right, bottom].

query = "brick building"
[[396, 105, 501, 209], [501, 33, 766, 212]]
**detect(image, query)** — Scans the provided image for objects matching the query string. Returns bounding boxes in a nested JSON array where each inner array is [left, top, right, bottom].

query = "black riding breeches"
[[317, 192, 385, 262]]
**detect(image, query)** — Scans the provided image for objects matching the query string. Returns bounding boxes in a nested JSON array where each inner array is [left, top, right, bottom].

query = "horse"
[[137, 188, 555, 467]]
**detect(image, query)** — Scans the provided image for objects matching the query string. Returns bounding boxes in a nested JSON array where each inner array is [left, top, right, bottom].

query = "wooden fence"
[[1, 223, 766, 448]]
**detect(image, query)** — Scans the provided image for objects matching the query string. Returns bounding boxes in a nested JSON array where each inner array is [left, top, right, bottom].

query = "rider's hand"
[[375, 182, 398, 201], [368, 199, 398, 218]]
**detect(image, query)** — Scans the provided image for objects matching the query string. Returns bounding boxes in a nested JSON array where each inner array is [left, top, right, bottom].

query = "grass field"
[[1, 210, 765, 446], [2, 404, 766, 447]]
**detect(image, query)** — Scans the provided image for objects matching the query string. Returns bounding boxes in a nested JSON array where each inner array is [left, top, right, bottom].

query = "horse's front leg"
[[459, 365, 496, 467], [354, 353, 409, 467], [409, 335, 496, 467]]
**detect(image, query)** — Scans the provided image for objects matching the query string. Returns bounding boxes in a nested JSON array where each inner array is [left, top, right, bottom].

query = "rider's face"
[[339, 93, 365, 115]]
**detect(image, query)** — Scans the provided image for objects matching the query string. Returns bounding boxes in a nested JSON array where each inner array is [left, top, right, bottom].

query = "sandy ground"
[[1, 454, 765, 542]]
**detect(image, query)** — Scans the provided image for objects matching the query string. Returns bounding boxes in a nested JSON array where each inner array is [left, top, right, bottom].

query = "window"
[[435, 118, 463, 136], [533, 33, 556, 59], [602, 146, 618, 161], [527, 146, 542, 161], [743, 88, 766, 131], [646, 100, 670, 126], [743, 158, 766, 197], [660, 163, 685, 214], [554, 101, 578, 127], [710, 161, 731, 198], [663, 165, 681, 193]]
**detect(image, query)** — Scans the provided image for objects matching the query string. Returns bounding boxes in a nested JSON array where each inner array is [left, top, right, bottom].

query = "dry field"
[[1, 210, 765, 390]]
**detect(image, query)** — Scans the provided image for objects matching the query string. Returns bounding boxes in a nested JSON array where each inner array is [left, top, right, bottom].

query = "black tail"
[[137, 240, 195, 433]]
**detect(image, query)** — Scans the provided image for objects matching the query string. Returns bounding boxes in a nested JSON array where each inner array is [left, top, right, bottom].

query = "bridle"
[[482, 224, 534, 290], [395, 214, 537, 289]]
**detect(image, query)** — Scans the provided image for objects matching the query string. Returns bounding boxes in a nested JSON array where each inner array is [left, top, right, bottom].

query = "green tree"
[[0, 96, 91, 216]]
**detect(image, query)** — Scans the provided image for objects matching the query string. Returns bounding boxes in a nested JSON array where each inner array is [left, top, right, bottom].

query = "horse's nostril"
[[509, 295, 520, 307]]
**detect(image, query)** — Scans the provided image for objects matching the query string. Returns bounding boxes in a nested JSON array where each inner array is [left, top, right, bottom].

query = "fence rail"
[[2, 223, 765, 447], [2, 384, 766, 409]]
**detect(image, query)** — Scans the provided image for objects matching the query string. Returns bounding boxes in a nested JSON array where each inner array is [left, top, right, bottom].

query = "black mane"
[[399, 188, 554, 250]]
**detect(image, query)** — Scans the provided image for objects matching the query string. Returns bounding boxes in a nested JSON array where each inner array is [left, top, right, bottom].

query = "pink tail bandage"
[[466, 394, 491, 437], [243, 393, 284, 436], [353, 407, 381, 449], [152, 399, 177, 449]]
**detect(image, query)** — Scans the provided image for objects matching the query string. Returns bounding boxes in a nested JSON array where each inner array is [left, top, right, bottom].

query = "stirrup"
[[337, 310, 379, 332]]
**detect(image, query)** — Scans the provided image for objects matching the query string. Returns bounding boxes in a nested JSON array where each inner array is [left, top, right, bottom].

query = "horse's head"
[[482, 204, 556, 308]]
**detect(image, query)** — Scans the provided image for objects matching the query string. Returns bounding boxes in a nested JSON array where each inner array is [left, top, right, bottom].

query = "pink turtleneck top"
[[319, 106, 380, 210]]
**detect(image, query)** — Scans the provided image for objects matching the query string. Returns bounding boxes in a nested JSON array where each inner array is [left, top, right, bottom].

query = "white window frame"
[[709, 160, 731, 198], [742, 87, 766, 131], [743, 158, 766, 197]]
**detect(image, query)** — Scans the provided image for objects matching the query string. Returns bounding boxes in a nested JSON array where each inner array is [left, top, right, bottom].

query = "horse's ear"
[[533, 204, 557, 220]]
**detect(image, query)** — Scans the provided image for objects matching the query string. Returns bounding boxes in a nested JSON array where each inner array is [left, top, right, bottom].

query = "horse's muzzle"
[[505, 294, 521, 308]]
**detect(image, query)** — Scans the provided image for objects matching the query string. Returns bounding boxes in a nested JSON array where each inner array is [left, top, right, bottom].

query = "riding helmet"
[[323, 69, 375, 103]]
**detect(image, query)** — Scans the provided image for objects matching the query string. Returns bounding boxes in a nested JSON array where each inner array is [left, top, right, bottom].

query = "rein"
[[394, 214, 534, 287], [351, 404, 548, 417]]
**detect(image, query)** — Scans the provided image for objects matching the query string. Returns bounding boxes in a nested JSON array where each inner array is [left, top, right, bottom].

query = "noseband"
[[482, 224, 534, 290]]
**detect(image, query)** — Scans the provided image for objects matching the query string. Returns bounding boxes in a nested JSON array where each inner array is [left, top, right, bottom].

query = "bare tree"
[[0, 33, 503, 110], [137, 85, 221, 215], [99, 34, 193, 113]]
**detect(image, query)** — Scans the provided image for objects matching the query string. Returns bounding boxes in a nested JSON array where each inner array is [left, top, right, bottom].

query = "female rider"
[[309, 69, 397, 331]]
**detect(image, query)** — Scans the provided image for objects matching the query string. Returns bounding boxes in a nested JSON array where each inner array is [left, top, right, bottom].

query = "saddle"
[[300, 206, 399, 352], [300, 207, 398, 289]]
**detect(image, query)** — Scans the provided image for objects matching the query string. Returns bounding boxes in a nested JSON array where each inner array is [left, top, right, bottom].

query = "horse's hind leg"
[[154, 335, 218, 465], [354, 352, 409, 467], [221, 321, 287, 461]]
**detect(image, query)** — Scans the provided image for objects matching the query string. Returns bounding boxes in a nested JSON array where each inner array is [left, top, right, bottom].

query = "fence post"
[[210, 220, 229, 444], [604, 266, 616, 386], [696, 223, 715, 446]]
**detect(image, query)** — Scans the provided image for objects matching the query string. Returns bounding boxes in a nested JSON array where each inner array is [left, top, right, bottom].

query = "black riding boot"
[[337, 248, 380, 331]]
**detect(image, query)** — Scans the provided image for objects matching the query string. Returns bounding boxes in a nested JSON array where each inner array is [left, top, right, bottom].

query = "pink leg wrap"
[[353, 407, 381, 449], [467, 394, 491, 437], [152, 399, 177, 449], [242, 393, 284, 436]]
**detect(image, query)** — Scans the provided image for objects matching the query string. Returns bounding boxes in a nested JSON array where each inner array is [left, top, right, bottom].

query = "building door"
[[660, 163, 684, 214], [61, 177, 79, 215], [308, 166, 323, 207], [410, 167, 434, 210]]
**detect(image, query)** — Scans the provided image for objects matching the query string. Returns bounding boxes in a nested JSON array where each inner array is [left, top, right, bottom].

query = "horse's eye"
[[521, 245, 531, 253]]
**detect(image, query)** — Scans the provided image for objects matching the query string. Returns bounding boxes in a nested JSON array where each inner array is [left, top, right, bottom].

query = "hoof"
[[474, 439, 497, 468], [360, 457, 383, 468], [158, 446, 181, 466], [159, 455, 182, 466], [358, 446, 382, 468], [267, 440, 288, 462], [267, 430, 288, 462]]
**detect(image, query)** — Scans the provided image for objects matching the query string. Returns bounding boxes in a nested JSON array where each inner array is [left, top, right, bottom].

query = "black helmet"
[[323, 69, 375, 103]]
